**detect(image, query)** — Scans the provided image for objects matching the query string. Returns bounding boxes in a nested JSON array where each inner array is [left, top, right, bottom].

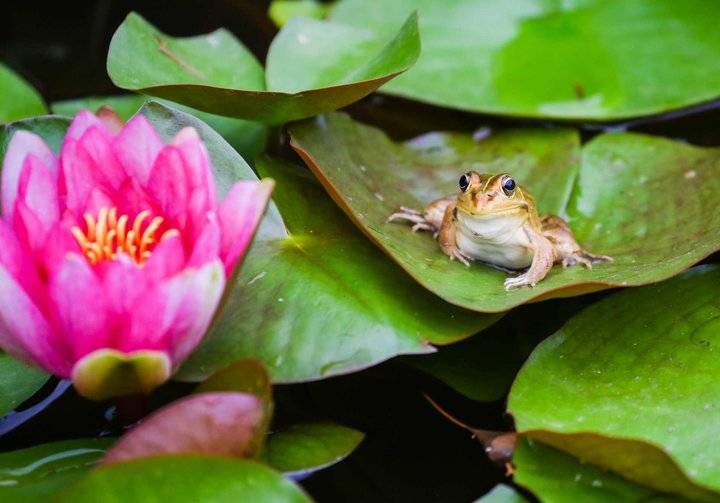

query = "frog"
[[387, 171, 611, 290]]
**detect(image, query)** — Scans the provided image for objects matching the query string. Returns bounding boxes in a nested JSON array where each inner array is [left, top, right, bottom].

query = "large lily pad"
[[59, 456, 310, 502], [513, 439, 682, 503], [0, 439, 112, 501], [290, 113, 720, 312], [107, 11, 419, 124], [0, 63, 47, 123], [51, 95, 267, 162], [508, 265, 720, 501], [331, 0, 720, 120], [179, 156, 497, 382]]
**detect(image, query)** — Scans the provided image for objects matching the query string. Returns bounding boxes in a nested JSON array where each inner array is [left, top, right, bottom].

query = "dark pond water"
[[4, 1, 720, 501]]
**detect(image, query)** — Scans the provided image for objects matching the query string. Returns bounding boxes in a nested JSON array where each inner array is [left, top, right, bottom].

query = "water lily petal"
[[76, 126, 125, 190], [143, 234, 187, 283], [146, 146, 190, 228], [2, 130, 56, 220], [64, 109, 107, 142], [218, 179, 274, 275], [0, 264, 68, 376], [124, 260, 225, 366], [113, 115, 163, 185], [172, 127, 217, 209], [188, 213, 221, 268], [17, 154, 60, 232], [0, 219, 43, 301], [49, 254, 112, 361]]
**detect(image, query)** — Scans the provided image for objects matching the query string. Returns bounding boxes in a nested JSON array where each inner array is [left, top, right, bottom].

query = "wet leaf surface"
[[513, 438, 683, 503], [0, 438, 112, 501], [290, 112, 720, 312], [107, 12, 419, 124], [509, 266, 720, 500], [0, 63, 47, 123], [263, 422, 364, 478], [59, 456, 310, 502], [332, 0, 720, 120]]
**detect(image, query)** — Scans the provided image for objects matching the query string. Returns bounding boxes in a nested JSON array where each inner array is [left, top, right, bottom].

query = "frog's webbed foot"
[[562, 250, 613, 269], [387, 207, 437, 234]]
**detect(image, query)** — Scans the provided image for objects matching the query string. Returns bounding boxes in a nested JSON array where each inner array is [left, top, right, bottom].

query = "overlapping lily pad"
[[290, 112, 720, 312], [107, 11, 419, 124], [51, 95, 267, 162], [331, 0, 720, 120], [508, 265, 720, 500], [263, 423, 364, 478], [512, 439, 682, 503], [0, 63, 47, 123]]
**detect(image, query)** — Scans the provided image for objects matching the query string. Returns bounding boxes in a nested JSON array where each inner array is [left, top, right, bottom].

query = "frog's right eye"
[[459, 174, 470, 192]]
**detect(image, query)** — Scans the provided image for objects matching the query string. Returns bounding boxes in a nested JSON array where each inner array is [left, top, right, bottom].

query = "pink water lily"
[[0, 110, 272, 400]]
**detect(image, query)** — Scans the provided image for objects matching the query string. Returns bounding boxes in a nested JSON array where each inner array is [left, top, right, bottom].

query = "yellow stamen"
[[71, 207, 179, 265]]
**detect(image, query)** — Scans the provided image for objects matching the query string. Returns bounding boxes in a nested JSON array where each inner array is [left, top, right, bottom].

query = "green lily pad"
[[51, 94, 267, 162], [0, 439, 113, 501], [107, 11, 419, 124], [179, 155, 497, 382], [59, 456, 310, 502], [508, 265, 720, 501], [263, 422, 364, 477], [331, 0, 720, 120], [513, 438, 683, 503], [290, 113, 720, 312], [0, 63, 47, 123], [0, 352, 47, 416]]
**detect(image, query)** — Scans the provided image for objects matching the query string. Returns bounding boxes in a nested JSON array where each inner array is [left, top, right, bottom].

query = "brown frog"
[[388, 171, 611, 290]]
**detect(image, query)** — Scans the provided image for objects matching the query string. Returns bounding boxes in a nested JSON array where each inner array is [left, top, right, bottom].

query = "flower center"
[[71, 207, 179, 265]]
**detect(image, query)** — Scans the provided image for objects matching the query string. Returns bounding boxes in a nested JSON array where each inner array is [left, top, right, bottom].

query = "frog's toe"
[[450, 249, 472, 267], [411, 222, 435, 233], [504, 274, 534, 290], [562, 255, 593, 269]]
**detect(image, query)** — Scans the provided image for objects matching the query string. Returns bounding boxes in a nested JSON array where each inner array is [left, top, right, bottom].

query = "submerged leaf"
[[509, 266, 720, 500], [290, 113, 720, 312], [107, 12, 420, 124], [332, 0, 720, 120]]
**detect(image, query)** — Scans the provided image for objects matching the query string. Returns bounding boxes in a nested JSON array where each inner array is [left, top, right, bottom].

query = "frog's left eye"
[[502, 177, 516, 195], [459, 174, 470, 192]]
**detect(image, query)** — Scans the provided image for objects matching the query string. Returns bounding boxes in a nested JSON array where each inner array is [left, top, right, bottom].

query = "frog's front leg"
[[387, 195, 457, 235], [541, 215, 612, 268], [438, 203, 473, 266], [504, 229, 555, 290]]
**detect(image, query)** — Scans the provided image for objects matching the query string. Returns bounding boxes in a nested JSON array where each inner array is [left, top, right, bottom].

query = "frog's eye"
[[502, 177, 516, 195], [459, 174, 470, 192]]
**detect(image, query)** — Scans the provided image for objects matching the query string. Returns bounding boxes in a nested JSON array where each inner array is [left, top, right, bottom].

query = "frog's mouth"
[[458, 203, 528, 217]]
